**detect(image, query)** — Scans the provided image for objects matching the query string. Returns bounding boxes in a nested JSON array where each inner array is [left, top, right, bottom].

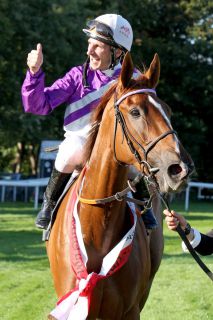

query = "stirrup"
[[35, 217, 51, 230]]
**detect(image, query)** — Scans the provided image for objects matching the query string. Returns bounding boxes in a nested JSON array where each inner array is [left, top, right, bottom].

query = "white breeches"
[[54, 134, 140, 175], [55, 135, 86, 173]]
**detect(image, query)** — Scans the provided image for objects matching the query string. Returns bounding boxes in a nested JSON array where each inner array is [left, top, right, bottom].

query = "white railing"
[[185, 181, 213, 211], [0, 178, 49, 209]]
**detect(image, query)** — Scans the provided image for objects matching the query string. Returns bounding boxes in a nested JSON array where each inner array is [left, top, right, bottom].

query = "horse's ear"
[[144, 53, 160, 88], [119, 52, 134, 89]]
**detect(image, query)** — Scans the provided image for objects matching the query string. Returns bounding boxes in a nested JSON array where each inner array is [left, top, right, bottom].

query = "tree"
[[116, 0, 213, 180], [0, 0, 92, 174], [0, 0, 212, 181]]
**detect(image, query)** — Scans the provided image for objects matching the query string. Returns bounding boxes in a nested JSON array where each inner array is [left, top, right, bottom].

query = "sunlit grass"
[[0, 199, 212, 320], [0, 202, 56, 320], [142, 197, 213, 319]]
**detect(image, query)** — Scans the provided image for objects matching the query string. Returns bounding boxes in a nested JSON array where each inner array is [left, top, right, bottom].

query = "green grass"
[[0, 203, 56, 320], [0, 199, 212, 320], [142, 198, 213, 320]]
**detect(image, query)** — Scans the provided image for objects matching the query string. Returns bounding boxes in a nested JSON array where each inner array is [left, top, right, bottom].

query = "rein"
[[79, 88, 213, 282], [78, 170, 153, 210], [157, 186, 213, 282], [79, 88, 168, 208]]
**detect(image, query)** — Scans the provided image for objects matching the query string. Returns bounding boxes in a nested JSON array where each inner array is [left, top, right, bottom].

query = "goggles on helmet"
[[86, 20, 114, 39], [83, 20, 126, 51]]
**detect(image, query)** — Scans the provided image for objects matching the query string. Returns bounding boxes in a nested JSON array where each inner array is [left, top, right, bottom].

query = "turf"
[[0, 199, 212, 320]]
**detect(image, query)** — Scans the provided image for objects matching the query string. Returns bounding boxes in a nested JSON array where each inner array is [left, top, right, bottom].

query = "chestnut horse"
[[46, 53, 194, 319]]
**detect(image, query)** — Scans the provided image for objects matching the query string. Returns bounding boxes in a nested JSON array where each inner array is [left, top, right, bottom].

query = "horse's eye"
[[130, 108, 140, 118]]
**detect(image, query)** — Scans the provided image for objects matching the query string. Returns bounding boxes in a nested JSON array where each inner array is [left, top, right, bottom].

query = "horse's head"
[[111, 52, 194, 193]]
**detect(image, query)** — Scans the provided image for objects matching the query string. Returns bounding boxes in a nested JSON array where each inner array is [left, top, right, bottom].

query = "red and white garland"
[[50, 184, 137, 320]]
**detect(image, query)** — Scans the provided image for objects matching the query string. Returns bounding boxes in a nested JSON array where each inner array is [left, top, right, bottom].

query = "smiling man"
[[21, 13, 157, 231]]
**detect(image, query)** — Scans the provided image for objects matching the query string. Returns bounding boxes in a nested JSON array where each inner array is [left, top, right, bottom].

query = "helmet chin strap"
[[82, 56, 90, 88], [109, 47, 117, 70], [109, 48, 125, 70]]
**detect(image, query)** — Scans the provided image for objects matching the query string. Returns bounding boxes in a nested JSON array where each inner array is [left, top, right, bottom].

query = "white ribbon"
[[50, 275, 92, 320], [50, 193, 137, 320]]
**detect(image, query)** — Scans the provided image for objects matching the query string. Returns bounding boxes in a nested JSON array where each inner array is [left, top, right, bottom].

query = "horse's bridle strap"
[[113, 88, 176, 166], [78, 172, 145, 206], [115, 88, 156, 106]]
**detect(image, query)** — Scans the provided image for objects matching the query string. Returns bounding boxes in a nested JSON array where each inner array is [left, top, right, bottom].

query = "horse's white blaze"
[[148, 95, 180, 153], [148, 95, 170, 126]]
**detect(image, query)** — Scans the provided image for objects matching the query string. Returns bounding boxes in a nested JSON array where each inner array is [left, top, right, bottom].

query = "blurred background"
[[0, 0, 212, 182], [0, 2, 212, 318]]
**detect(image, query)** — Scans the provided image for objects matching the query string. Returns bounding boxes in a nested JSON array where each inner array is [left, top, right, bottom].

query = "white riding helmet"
[[83, 14, 133, 52]]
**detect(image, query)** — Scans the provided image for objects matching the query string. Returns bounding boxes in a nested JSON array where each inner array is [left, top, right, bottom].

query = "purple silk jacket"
[[21, 64, 122, 135]]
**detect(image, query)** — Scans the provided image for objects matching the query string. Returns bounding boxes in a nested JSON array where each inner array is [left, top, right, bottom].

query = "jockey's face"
[[87, 38, 112, 71]]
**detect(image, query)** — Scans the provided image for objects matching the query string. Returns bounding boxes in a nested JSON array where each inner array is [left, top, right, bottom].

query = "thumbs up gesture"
[[27, 43, 43, 74]]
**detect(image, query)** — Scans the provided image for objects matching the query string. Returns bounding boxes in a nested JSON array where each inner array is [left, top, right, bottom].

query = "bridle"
[[78, 87, 213, 282], [79, 88, 176, 206], [113, 88, 176, 173], [113, 88, 213, 282]]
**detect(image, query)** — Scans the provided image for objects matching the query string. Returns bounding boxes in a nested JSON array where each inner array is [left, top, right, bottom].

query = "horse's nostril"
[[168, 164, 182, 176]]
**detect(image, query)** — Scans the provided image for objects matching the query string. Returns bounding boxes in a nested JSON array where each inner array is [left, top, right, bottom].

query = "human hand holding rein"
[[163, 209, 195, 241]]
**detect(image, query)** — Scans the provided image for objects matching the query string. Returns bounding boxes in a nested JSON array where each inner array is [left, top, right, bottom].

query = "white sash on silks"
[[50, 188, 137, 320]]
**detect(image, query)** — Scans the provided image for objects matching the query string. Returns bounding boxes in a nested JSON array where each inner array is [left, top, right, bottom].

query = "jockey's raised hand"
[[27, 43, 43, 74]]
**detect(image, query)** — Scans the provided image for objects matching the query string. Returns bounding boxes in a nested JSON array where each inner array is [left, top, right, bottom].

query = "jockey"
[[21, 13, 157, 231]]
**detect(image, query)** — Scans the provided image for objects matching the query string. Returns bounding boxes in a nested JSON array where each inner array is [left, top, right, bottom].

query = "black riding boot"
[[35, 167, 71, 229], [133, 179, 158, 230]]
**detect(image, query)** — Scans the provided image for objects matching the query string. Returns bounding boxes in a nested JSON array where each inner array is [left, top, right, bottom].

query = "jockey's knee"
[[55, 144, 84, 173], [55, 153, 83, 173]]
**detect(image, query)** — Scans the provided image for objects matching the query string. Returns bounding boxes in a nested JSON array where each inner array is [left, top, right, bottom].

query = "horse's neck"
[[79, 150, 129, 262]]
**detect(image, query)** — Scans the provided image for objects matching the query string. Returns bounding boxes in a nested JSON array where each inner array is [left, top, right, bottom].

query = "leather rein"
[[78, 88, 213, 282], [79, 88, 174, 207]]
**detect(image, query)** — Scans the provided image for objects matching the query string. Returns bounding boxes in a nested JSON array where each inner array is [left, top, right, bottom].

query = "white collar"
[[101, 63, 121, 76]]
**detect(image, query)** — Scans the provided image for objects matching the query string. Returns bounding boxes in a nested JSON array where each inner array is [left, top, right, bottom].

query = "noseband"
[[78, 88, 213, 282], [113, 88, 176, 173]]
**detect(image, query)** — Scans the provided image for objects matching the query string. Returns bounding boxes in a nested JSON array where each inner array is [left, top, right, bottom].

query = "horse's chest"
[[87, 229, 151, 318]]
